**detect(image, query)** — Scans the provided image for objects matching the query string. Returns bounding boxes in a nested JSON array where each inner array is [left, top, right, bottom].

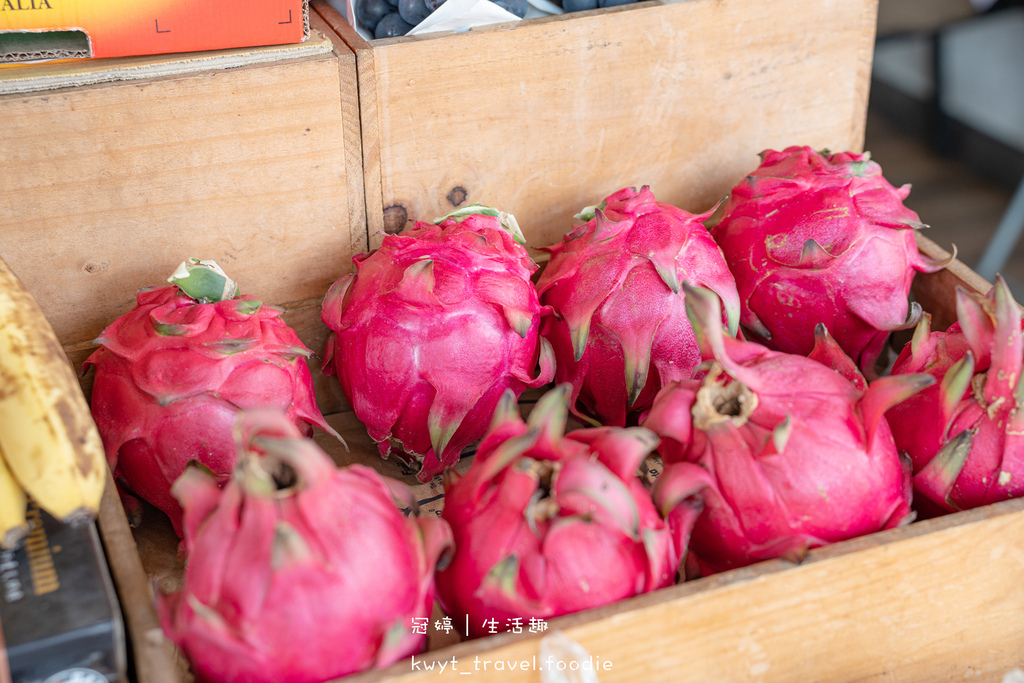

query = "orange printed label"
[[0, 0, 306, 59]]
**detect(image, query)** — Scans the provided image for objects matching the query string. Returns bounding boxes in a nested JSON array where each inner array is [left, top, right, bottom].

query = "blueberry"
[[493, 0, 528, 16], [562, 0, 597, 10], [424, 0, 446, 11], [398, 0, 432, 25], [597, 0, 633, 6], [356, 0, 394, 31], [374, 11, 415, 37]]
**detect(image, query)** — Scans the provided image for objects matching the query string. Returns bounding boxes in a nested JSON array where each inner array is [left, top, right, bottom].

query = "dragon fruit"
[[158, 409, 453, 683], [85, 259, 337, 537], [886, 275, 1024, 512], [711, 146, 953, 377], [642, 285, 933, 574], [322, 205, 555, 482], [536, 186, 741, 427], [436, 384, 703, 638]]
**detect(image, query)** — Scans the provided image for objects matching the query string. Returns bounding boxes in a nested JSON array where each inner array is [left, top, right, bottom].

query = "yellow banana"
[[0, 445, 28, 549], [0, 256, 106, 523]]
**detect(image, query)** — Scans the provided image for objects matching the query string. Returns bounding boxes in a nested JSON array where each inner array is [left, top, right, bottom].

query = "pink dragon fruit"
[[711, 146, 953, 377], [159, 409, 453, 683], [321, 205, 555, 482], [886, 275, 1024, 512], [536, 186, 741, 427], [436, 384, 703, 638], [85, 259, 337, 537], [643, 285, 933, 574]]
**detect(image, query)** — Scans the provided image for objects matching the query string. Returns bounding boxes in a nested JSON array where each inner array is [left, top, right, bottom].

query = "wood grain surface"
[[95, 469, 184, 683], [352, 496, 1024, 682], [315, 0, 880, 249], [914, 234, 993, 331], [0, 12, 362, 347]]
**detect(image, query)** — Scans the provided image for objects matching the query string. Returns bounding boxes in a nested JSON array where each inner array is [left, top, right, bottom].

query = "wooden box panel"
[[314, 0, 879, 249], [0, 11, 366, 351]]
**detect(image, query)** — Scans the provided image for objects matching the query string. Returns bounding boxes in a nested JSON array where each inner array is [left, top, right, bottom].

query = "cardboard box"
[[0, 0, 309, 63]]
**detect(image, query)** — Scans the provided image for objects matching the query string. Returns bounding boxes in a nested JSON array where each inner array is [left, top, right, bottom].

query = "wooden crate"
[[6, 0, 1022, 678], [336, 242, 1018, 683], [0, 10, 365, 416], [0, 14, 364, 682], [166, 237, 1024, 682], [313, 0, 880, 249], [51, 231, 1024, 683]]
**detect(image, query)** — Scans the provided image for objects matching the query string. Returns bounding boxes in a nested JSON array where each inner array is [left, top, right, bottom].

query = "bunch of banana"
[[0, 256, 107, 550]]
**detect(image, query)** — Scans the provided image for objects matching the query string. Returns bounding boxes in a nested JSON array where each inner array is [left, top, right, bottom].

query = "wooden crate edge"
[[308, 9, 371, 257], [95, 468, 185, 683], [349, 497, 1024, 682]]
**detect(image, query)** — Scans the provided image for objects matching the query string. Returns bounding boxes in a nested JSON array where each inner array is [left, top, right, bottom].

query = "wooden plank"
[[312, 1, 388, 244], [312, 10, 371, 256], [914, 233, 992, 330], [0, 47, 358, 347], [95, 468, 183, 683], [851, 0, 881, 153], [328, 0, 878, 249], [353, 497, 1024, 682]]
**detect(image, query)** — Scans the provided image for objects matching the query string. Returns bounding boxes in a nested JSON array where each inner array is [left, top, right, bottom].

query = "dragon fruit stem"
[[691, 364, 758, 432], [574, 200, 606, 222], [167, 258, 238, 303], [435, 203, 525, 245]]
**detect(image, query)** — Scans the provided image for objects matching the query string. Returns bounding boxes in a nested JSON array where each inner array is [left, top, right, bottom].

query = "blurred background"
[[866, 0, 1024, 295]]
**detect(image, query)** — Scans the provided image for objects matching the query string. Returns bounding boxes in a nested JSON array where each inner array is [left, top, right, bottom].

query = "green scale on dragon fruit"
[[536, 185, 740, 429], [642, 285, 934, 575], [159, 409, 453, 683], [436, 385, 703, 638], [887, 275, 1024, 514], [711, 146, 954, 378], [321, 204, 554, 483], [85, 259, 340, 538]]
